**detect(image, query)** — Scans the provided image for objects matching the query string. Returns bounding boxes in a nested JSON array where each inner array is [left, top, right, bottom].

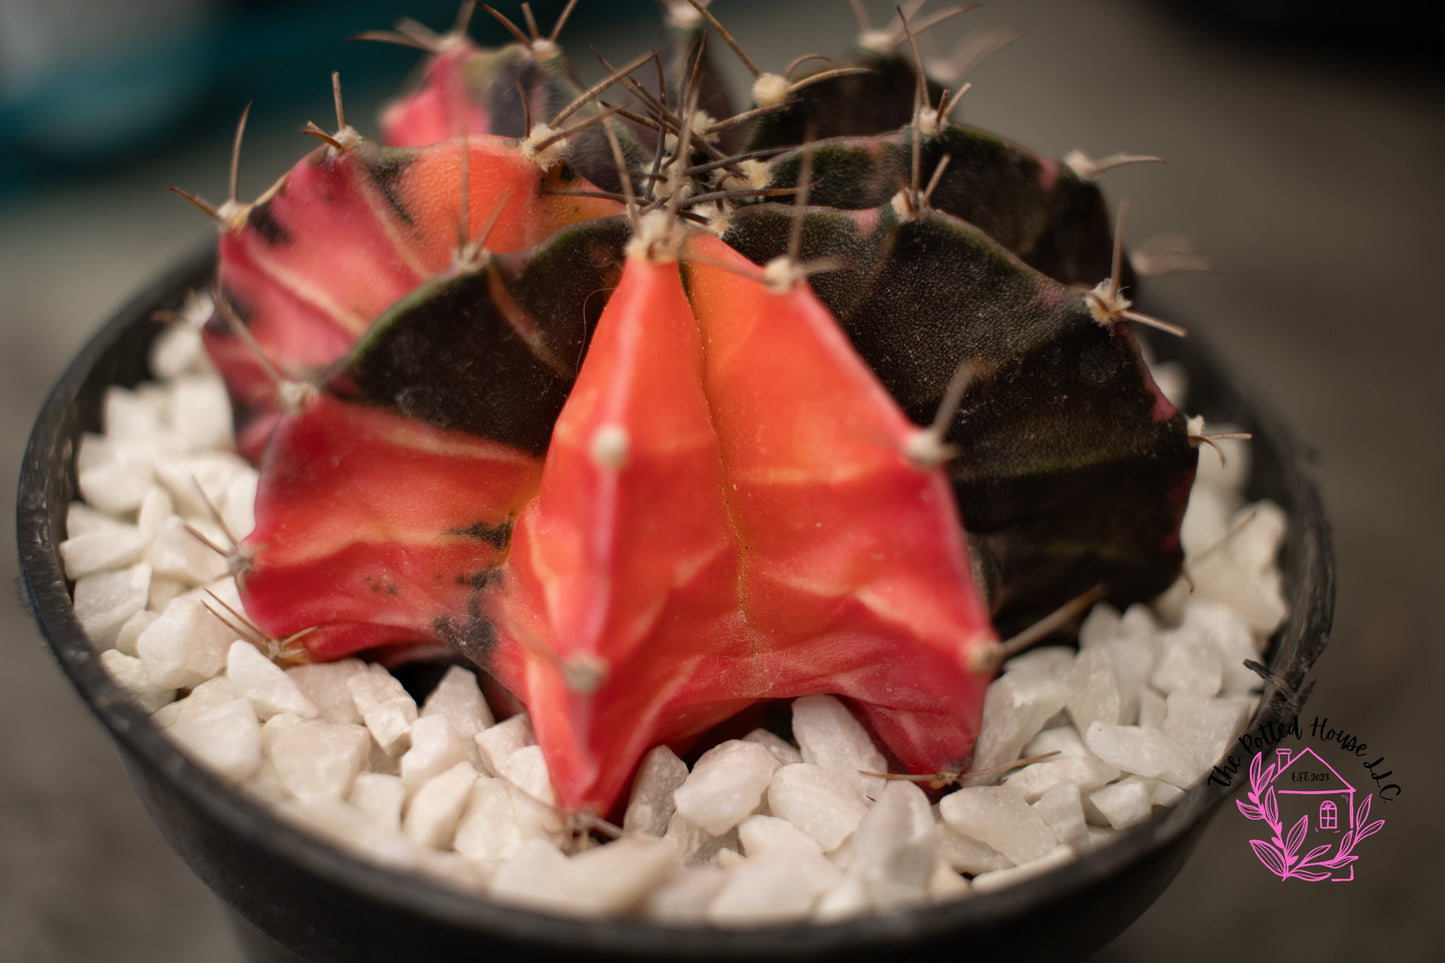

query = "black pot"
[[17, 252, 1333, 963]]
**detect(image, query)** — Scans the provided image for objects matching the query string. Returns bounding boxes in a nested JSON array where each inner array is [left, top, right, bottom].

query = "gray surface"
[[3, 1, 1441, 959]]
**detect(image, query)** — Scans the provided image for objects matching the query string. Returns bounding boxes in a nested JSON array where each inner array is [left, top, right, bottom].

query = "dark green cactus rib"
[[758, 126, 1118, 287], [328, 217, 631, 457], [745, 51, 940, 149]]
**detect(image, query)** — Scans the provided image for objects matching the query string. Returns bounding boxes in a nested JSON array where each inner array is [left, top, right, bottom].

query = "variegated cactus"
[[180, 1, 1199, 816]]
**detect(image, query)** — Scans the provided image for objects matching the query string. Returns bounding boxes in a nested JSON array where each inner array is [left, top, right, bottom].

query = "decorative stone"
[[673, 740, 781, 836], [403, 761, 478, 849], [937, 785, 1057, 866], [792, 694, 887, 799], [167, 698, 262, 783], [766, 764, 868, 852], [623, 745, 688, 837], [226, 641, 320, 720], [348, 663, 418, 756], [270, 720, 371, 800]]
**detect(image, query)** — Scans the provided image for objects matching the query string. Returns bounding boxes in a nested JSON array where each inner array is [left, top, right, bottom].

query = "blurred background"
[[3, 0, 1441, 959]]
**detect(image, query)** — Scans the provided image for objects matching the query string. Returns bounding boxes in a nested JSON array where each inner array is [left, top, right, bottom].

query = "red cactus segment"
[[486, 252, 745, 812], [387, 138, 623, 256], [684, 237, 997, 776], [207, 136, 623, 461], [484, 236, 998, 814], [241, 393, 541, 662], [380, 41, 499, 146]]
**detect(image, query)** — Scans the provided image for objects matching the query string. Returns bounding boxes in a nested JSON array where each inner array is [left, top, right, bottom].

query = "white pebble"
[[766, 764, 868, 852], [792, 694, 887, 800], [642, 866, 727, 924], [1003, 747, 1119, 802], [77, 439, 155, 516], [1137, 688, 1168, 729], [98, 648, 174, 713], [553, 836, 679, 916], [475, 714, 535, 777], [967, 672, 1069, 774], [169, 374, 234, 450], [136, 486, 173, 539], [270, 721, 371, 800], [927, 859, 971, 900], [153, 450, 251, 519], [152, 677, 239, 728], [1149, 634, 1222, 697], [832, 780, 936, 888], [813, 875, 882, 921], [936, 824, 1013, 874], [348, 663, 418, 755], [403, 761, 478, 849], [1084, 722, 1197, 789], [970, 845, 1073, 892], [168, 698, 262, 782], [1190, 502, 1289, 634], [135, 590, 234, 689], [247, 760, 290, 804], [1030, 781, 1088, 847], [1178, 598, 1264, 694], [673, 740, 781, 836], [150, 319, 205, 379], [1227, 500, 1287, 574], [113, 609, 157, 657], [147, 575, 188, 613], [1001, 645, 1076, 679], [226, 641, 319, 720], [454, 777, 524, 865], [59, 526, 149, 580], [1022, 725, 1087, 758], [623, 745, 688, 837], [286, 660, 366, 725], [1180, 484, 1234, 557], [1194, 425, 1250, 493], [419, 666, 494, 749], [1065, 644, 1122, 732], [72, 562, 151, 647], [401, 715, 471, 795], [663, 813, 741, 867], [737, 814, 825, 860], [278, 797, 418, 871], [741, 727, 804, 766], [1088, 777, 1156, 829], [1077, 605, 1121, 650], [497, 745, 566, 842], [260, 713, 305, 753], [937, 785, 1058, 866], [706, 850, 841, 926], [1149, 778, 1185, 808], [1106, 630, 1156, 725], [221, 470, 258, 541], [488, 838, 575, 912], [146, 515, 230, 585], [103, 385, 167, 445], [1163, 691, 1251, 778], [66, 499, 129, 537]]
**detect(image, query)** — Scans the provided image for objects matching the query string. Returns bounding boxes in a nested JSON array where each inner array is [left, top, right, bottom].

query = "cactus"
[[184, 1, 1199, 816]]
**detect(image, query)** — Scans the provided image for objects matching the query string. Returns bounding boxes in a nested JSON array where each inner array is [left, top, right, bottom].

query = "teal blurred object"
[[0, 0, 654, 196]]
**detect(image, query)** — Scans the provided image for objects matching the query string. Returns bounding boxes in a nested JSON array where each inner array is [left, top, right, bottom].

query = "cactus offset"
[[188, 2, 1199, 816]]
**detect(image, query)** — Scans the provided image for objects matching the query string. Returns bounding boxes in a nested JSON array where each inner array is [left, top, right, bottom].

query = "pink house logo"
[[1237, 746, 1384, 881]]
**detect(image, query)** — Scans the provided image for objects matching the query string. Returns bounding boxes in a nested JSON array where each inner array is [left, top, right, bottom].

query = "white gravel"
[[64, 295, 1288, 924]]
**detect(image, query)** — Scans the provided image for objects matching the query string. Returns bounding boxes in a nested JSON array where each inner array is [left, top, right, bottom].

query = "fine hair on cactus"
[[173, 0, 1208, 820]]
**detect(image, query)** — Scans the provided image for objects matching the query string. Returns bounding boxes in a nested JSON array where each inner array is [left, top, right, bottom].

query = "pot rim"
[[16, 249, 1334, 957]]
